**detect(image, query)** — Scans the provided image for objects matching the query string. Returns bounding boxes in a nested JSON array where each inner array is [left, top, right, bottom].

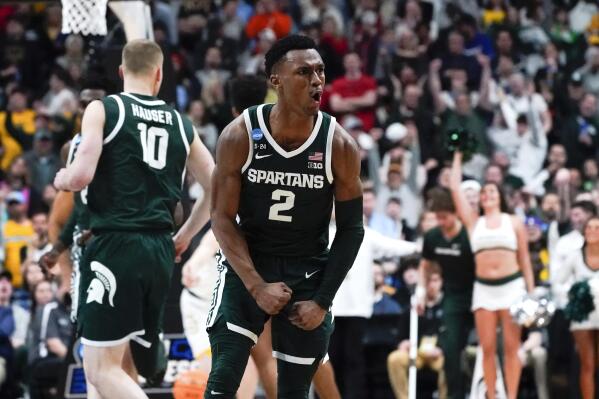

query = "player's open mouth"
[[310, 91, 322, 104]]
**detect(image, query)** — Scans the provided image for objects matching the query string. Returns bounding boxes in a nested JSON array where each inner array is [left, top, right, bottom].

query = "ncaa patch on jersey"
[[251, 128, 264, 141]]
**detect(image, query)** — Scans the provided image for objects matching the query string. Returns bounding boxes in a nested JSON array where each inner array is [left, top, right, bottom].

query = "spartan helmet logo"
[[86, 261, 117, 307]]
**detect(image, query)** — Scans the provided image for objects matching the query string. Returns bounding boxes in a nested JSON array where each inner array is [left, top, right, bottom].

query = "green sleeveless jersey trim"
[[87, 92, 195, 233], [238, 104, 336, 258], [66, 134, 90, 230]]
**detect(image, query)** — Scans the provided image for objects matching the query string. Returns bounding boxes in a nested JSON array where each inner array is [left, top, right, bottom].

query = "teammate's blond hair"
[[122, 39, 163, 76]]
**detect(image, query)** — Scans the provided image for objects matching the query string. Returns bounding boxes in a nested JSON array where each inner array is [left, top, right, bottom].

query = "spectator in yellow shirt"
[[3, 191, 34, 288], [0, 88, 37, 172]]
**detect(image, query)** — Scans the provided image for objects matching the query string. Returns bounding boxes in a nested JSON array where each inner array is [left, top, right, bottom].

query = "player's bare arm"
[[290, 124, 364, 330], [54, 100, 105, 191], [48, 187, 74, 243], [211, 117, 292, 315], [43, 190, 74, 272], [173, 129, 215, 259], [329, 126, 363, 201]]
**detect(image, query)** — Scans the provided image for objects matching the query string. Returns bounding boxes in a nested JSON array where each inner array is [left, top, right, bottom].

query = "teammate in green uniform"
[[54, 39, 214, 399], [416, 188, 475, 399], [207, 35, 364, 398]]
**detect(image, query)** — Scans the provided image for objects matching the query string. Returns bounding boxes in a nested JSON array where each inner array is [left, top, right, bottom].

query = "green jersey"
[[239, 104, 335, 258], [422, 225, 475, 311], [87, 92, 194, 233]]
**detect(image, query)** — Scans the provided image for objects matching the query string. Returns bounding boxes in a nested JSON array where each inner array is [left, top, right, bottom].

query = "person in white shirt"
[[553, 216, 599, 399], [329, 221, 418, 399], [550, 201, 597, 309], [490, 112, 547, 186], [501, 72, 552, 135]]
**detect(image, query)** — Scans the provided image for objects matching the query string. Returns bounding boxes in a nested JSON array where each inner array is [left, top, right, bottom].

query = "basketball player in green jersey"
[[54, 39, 214, 399], [207, 35, 364, 398], [416, 188, 475, 399]]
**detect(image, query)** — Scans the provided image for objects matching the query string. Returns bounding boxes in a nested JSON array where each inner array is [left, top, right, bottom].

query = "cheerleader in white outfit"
[[450, 151, 535, 399], [554, 216, 599, 399]]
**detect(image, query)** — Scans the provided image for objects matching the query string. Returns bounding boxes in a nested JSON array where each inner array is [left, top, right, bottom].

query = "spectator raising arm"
[[449, 151, 477, 230], [428, 59, 446, 115], [477, 54, 493, 110]]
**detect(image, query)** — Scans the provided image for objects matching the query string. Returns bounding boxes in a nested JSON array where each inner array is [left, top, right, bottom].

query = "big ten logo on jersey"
[[254, 143, 267, 150], [307, 151, 323, 170]]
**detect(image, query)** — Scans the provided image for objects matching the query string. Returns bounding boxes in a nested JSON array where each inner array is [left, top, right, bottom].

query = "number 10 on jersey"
[[138, 122, 168, 170]]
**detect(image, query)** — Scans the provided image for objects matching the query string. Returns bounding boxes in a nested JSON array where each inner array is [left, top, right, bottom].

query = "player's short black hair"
[[264, 34, 318, 76], [228, 74, 268, 112]]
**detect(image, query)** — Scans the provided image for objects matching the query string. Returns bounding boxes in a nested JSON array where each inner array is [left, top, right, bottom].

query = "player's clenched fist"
[[251, 282, 292, 315], [289, 300, 326, 331]]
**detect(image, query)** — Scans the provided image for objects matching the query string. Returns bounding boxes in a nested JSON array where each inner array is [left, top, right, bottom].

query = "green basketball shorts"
[[204, 252, 334, 399], [77, 231, 174, 350]]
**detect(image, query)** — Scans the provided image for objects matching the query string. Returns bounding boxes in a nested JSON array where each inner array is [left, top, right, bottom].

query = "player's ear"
[[156, 67, 162, 84], [118, 65, 124, 80], [153, 67, 163, 95], [270, 74, 280, 88]]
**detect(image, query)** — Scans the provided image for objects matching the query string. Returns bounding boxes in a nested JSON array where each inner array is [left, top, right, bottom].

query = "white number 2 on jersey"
[[137, 122, 168, 170], [268, 189, 295, 222]]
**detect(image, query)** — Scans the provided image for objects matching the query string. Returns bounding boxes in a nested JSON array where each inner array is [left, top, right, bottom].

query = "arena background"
[[0, 0, 599, 398]]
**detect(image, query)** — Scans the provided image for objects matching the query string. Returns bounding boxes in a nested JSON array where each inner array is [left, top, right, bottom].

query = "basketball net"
[[61, 0, 153, 41], [61, 0, 108, 36]]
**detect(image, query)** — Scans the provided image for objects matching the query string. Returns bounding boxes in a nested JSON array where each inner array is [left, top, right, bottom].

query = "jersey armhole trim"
[[174, 110, 191, 155], [103, 95, 125, 145], [325, 117, 336, 184], [241, 109, 254, 174], [66, 134, 80, 166]]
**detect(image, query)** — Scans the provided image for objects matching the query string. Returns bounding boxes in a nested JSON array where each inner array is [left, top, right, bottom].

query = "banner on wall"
[[63, 334, 208, 398]]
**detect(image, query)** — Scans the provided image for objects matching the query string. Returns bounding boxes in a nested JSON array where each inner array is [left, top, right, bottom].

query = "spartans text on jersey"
[[247, 168, 325, 189]]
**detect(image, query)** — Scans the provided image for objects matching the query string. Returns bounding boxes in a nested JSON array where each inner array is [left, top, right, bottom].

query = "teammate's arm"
[[48, 190, 74, 243], [54, 100, 104, 191], [290, 125, 364, 331], [211, 118, 292, 315], [39, 210, 75, 272], [173, 129, 215, 259], [44, 142, 76, 274]]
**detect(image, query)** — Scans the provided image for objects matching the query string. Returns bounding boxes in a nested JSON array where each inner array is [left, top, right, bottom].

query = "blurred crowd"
[[1, 0, 599, 398]]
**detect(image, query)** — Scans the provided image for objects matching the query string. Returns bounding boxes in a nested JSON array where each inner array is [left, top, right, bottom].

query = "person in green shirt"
[[416, 187, 475, 399]]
